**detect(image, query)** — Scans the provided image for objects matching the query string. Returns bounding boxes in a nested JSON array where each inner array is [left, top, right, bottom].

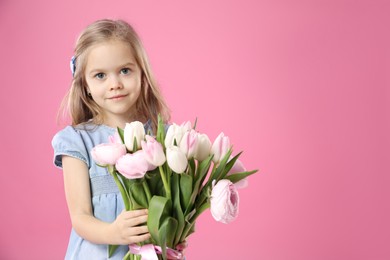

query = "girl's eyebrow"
[[88, 62, 137, 75]]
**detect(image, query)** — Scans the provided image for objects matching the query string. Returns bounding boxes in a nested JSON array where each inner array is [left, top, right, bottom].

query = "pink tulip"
[[210, 179, 239, 224], [211, 132, 231, 163], [227, 159, 249, 189], [109, 132, 122, 144], [91, 143, 126, 166], [166, 146, 188, 173], [179, 129, 199, 159], [141, 135, 166, 167], [116, 151, 155, 179]]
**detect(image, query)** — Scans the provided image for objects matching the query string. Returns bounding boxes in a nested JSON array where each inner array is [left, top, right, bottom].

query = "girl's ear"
[[85, 87, 92, 97]]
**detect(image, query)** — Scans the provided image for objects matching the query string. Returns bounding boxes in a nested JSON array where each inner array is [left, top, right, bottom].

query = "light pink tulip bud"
[[109, 132, 122, 144], [210, 179, 239, 224], [194, 133, 212, 161], [211, 132, 231, 163], [165, 123, 186, 148], [116, 151, 154, 179], [180, 121, 192, 131], [124, 121, 145, 152], [227, 159, 248, 189], [179, 129, 199, 159], [141, 135, 166, 167], [166, 146, 188, 173], [91, 143, 126, 166]]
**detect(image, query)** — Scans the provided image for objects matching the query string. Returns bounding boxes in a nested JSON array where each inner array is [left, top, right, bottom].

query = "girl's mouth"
[[109, 94, 128, 100]]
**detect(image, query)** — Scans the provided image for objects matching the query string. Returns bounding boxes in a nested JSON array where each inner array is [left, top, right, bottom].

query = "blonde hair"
[[59, 19, 170, 131]]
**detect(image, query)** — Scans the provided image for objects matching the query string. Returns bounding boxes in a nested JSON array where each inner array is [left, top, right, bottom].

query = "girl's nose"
[[109, 76, 123, 90]]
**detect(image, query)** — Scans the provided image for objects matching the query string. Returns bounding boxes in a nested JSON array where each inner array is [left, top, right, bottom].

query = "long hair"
[[59, 19, 170, 131]]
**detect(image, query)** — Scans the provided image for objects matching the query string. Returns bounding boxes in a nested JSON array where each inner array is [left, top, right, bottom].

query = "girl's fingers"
[[128, 225, 149, 236], [129, 233, 151, 244], [122, 209, 148, 219], [127, 214, 149, 227]]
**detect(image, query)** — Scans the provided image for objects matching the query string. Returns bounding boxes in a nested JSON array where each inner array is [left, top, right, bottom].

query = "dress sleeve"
[[51, 126, 89, 169]]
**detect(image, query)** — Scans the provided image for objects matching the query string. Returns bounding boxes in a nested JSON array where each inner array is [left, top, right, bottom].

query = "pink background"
[[0, 0, 389, 259]]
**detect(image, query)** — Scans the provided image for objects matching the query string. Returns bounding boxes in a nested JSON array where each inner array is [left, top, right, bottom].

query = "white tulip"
[[180, 121, 192, 131], [124, 121, 145, 152], [166, 146, 188, 173], [165, 123, 186, 148], [194, 133, 212, 161]]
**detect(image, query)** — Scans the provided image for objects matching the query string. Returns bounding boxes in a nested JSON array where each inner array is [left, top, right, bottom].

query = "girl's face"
[[84, 40, 142, 126]]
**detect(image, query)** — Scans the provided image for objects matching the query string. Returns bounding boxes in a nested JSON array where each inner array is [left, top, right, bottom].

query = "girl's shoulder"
[[53, 122, 114, 139], [51, 123, 115, 169]]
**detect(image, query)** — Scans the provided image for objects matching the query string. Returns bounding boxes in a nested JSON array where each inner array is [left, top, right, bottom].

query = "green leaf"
[[156, 114, 165, 147], [184, 208, 196, 224], [193, 117, 198, 130], [179, 174, 193, 211], [159, 228, 167, 260], [108, 244, 119, 258], [183, 155, 213, 215], [117, 127, 125, 144], [211, 148, 233, 182], [145, 170, 164, 197], [180, 220, 195, 242], [147, 196, 172, 245], [224, 170, 258, 184], [159, 217, 178, 249], [133, 136, 138, 152], [188, 158, 195, 178], [129, 180, 148, 209], [219, 151, 243, 179], [111, 169, 131, 210], [187, 223, 196, 237], [172, 174, 185, 246], [195, 154, 214, 187]]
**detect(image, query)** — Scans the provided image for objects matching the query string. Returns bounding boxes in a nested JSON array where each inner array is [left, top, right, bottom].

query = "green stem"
[[159, 166, 171, 200], [109, 166, 131, 210], [142, 180, 152, 205], [191, 202, 210, 222], [123, 251, 131, 260], [181, 202, 210, 241]]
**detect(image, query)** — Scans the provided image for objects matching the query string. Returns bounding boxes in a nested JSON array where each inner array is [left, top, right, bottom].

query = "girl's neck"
[[101, 114, 145, 129]]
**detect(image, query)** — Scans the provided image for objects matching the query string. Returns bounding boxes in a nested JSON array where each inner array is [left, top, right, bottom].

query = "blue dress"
[[52, 121, 153, 260]]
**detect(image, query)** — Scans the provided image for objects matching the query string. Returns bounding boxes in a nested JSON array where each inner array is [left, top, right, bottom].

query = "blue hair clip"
[[70, 56, 76, 77]]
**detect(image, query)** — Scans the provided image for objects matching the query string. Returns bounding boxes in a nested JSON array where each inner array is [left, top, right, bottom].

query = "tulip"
[[227, 159, 248, 189], [179, 129, 199, 159], [166, 146, 188, 173], [91, 143, 126, 166], [210, 179, 239, 224], [141, 135, 166, 167], [109, 132, 122, 144], [124, 121, 145, 152], [180, 121, 192, 131], [194, 133, 212, 161], [211, 132, 231, 163], [116, 151, 154, 179], [165, 123, 187, 148]]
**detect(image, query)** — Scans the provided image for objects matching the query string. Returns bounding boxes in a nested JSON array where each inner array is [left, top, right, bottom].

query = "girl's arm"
[[62, 155, 151, 245]]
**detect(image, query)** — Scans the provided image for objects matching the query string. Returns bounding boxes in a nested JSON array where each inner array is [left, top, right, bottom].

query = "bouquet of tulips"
[[91, 116, 258, 260]]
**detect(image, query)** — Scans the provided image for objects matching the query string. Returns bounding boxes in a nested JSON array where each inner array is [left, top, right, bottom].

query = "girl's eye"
[[121, 68, 130, 75], [95, 73, 105, 79]]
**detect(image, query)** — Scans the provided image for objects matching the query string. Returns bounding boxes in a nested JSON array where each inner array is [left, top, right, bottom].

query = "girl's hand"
[[108, 209, 150, 245]]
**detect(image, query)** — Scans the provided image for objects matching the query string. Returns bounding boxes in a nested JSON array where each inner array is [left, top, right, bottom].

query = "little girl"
[[52, 19, 170, 259]]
